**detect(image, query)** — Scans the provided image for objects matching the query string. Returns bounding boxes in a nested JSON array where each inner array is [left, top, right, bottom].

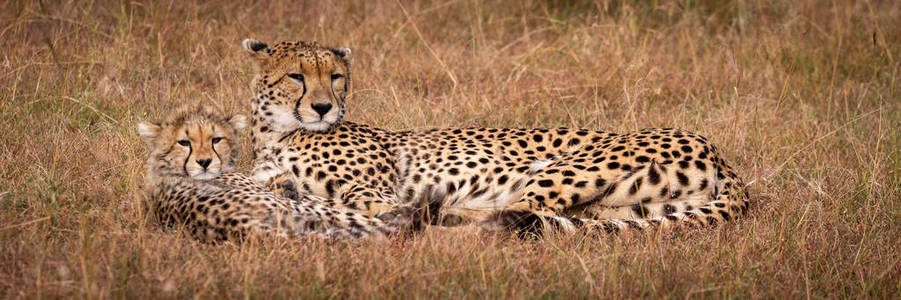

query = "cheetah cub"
[[138, 105, 406, 242]]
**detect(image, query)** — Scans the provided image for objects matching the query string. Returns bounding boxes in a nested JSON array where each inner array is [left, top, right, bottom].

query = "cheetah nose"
[[196, 158, 212, 169], [311, 102, 332, 117]]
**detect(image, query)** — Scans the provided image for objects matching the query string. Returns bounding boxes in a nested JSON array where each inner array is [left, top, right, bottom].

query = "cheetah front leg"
[[251, 160, 285, 185], [265, 171, 305, 201], [267, 174, 405, 217], [262, 170, 419, 228], [327, 184, 429, 231], [339, 184, 403, 216]]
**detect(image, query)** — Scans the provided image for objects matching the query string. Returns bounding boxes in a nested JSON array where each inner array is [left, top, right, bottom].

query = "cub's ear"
[[137, 121, 161, 146], [227, 114, 248, 131], [331, 47, 352, 63], [242, 38, 269, 61]]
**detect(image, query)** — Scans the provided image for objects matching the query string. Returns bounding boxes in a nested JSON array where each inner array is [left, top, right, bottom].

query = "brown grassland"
[[2, 0, 900, 298]]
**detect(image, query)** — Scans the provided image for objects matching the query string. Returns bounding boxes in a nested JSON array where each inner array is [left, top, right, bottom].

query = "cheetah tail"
[[483, 174, 750, 237]]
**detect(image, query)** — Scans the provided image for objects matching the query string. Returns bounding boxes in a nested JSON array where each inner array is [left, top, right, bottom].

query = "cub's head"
[[242, 39, 351, 132], [138, 106, 247, 180]]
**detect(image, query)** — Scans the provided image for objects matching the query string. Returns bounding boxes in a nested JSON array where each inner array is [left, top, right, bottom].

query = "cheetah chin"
[[296, 111, 341, 132], [299, 120, 334, 132], [191, 171, 220, 180]]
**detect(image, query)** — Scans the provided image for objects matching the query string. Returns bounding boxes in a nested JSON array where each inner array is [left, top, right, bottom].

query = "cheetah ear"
[[331, 47, 352, 63], [137, 121, 161, 146], [227, 114, 248, 131], [242, 38, 269, 61]]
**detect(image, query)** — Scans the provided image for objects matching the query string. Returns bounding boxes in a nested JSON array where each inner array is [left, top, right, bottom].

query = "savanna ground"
[[2, 0, 900, 298]]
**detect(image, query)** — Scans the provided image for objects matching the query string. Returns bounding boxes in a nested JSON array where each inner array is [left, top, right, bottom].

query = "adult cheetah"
[[242, 39, 750, 235]]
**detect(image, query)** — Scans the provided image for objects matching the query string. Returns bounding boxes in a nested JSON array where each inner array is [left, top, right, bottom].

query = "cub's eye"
[[177, 140, 191, 147], [211, 137, 223, 144], [287, 73, 304, 81], [330, 73, 344, 81]]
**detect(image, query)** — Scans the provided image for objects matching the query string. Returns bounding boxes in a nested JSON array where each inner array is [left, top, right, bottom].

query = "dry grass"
[[2, 0, 900, 298]]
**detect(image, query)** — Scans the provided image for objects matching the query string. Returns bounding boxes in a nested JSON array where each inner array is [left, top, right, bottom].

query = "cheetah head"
[[138, 105, 247, 180], [242, 39, 351, 132]]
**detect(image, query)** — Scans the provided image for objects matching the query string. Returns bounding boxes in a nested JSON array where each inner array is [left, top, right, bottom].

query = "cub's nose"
[[196, 158, 212, 169], [311, 102, 333, 117]]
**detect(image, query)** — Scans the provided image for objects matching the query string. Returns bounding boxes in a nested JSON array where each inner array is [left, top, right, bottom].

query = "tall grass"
[[1, 0, 899, 298]]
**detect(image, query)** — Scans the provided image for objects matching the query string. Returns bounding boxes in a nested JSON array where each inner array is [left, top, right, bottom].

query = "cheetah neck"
[[249, 97, 290, 156]]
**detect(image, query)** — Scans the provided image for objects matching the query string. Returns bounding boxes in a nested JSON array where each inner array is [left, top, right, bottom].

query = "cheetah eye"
[[330, 73, 344, 81], [286, 73, 304, 82], [211, 137, 223, 144], [177, 140, 191, 147]]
